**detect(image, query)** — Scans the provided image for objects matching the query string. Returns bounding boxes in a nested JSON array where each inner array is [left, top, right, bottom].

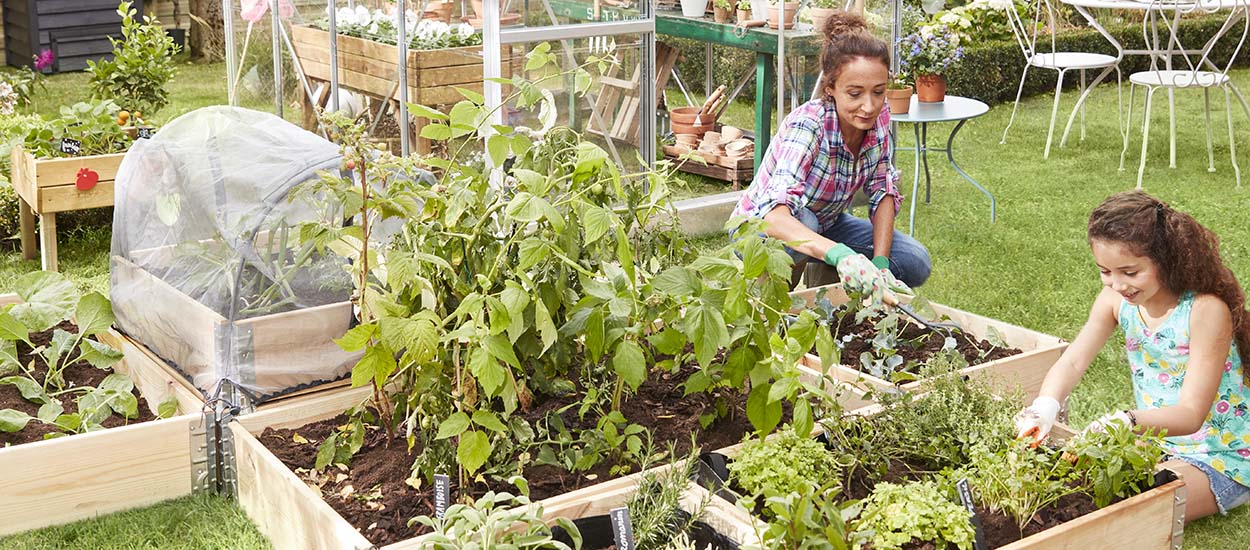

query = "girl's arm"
[[1037, 286, 1123, 402], [1132, 294, 1230, 435]]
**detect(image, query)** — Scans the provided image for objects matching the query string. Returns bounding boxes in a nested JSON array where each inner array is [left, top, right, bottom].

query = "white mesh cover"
[[110, 106, 358, 402]]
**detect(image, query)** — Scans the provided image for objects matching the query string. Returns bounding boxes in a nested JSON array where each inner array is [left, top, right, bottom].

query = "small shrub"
[[87, 1, 181, 117]]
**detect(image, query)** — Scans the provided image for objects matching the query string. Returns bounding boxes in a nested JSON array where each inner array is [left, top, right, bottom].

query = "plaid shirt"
[[733, 99, 902, 231]]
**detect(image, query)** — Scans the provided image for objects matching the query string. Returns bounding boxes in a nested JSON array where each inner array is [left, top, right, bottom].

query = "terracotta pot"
[[669, 106, 720, 127], [887, 86, 913, 115], [736, 9, 751, 23], [671, 120, 715, 137], [768, 2, 800, 29], [808, 6, 836, 32], [915, 74, 946, 103], [713, 6, 731, 22]]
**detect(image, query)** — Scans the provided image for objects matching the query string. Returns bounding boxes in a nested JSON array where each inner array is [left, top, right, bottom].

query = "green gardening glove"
[[871, 255, 911, 295]]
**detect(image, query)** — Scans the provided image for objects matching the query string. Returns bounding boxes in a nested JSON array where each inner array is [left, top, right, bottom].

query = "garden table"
[[1061, 0, 1250, 168], [891, 95, 995, 237]]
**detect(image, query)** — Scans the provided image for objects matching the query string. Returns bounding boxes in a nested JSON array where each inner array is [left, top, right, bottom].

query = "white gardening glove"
[[1083, 410, 1135, 435], [1015, 396, 1061, 448]]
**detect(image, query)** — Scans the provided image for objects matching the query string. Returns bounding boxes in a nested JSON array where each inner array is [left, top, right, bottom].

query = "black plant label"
[[957, 478, 988, 550], [137, 127, 155, 139], [60, 138, 81, 156], [609, 507, 636, 550], [434, 474, 450, 519]]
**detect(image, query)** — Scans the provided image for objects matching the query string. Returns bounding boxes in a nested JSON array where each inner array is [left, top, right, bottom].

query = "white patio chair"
[[1000, 0, 1124, 159], [1123, 0, 1250, 188]]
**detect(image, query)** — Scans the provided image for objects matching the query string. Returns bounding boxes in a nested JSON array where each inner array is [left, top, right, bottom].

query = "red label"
[[76, 168, 99, 191]]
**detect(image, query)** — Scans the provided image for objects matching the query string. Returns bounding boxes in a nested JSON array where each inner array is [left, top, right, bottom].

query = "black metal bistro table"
[[892, 95, 995, 236]]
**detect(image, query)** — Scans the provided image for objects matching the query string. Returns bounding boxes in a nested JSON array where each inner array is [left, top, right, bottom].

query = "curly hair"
[[1088, 191, 1250, 379], [818, 11, 890, 97]]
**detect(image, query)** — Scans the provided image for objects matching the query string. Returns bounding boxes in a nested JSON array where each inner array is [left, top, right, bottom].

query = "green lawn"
[[4, 62, 1250, 547], [0, 493, 270, 550]]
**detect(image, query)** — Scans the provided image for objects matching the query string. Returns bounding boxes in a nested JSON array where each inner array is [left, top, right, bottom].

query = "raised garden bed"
[[791, 284, 1068, 405]]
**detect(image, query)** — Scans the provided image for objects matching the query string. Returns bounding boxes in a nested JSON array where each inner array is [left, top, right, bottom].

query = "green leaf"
[[157, 394, 179, 419], [109, 391, 139, 419], [586, 308, 606, 362], [683, 301, 731, 367], [78, 339, 124, 370], [746, 383, 783, 436], [453, 87, 485, 105], [482, 334, 521, 370], [505, 192, 551, 223], [99, 373, 135, 394], [468, 347, 506, 397], [533, 298, 558, 354], [335, 323, 378, 352], [436, 412, 472, 440], [0, 310, 32, 346], [406, 102, 449, 121], [815, 327, 840, 375], [0, 376, 48, 405], [517, 238, 549, 270], [612, 340, 647, 392], [646, 328, 687, 356], [0, 341, 18, 375], [73, 292, 115, 336], [315, 432, 339, 470], [457, 430, 491, 474], [513, 168, 546, 195], [351, 345, 396, 389], [574, 142, 610, 179], [615, 226, 634, 283], [472, 410, 508, 433], [487, 134, 510, 167], [793, 398, 814, 438], [0, 409, 32, 432], [420, 123, 453, 141], [449, 101, 483, 137], [37, 400, 64, 423], [10, 271, 77, 331], [740, 237, 769, 279], [652, 267, 700, 297], [583, 205, 611, 245]]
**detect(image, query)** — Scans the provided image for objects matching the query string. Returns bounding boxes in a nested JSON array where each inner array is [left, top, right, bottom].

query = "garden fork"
[[895, 303, 963, 338]]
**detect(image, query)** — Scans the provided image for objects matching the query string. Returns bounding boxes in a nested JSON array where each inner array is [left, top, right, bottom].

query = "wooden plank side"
[[236, 384, 372, 433], [0, 414, 197, 536], [1000, 480, 1182, 550], [9, 145, 37, 207], [299, 58, 485, 105], [37, 179, 114, 213], [231, 424, 373, 550], [236, 300, 357, 394], [31, 151, 125, 188], [98, 329, 206, 416]]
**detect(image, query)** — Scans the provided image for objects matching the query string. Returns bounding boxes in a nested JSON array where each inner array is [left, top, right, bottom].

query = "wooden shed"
[[2, 0, 146, 72]]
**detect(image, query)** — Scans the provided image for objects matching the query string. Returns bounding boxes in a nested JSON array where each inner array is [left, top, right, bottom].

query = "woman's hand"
[[825, 245, 901, 308], [1015, 396, 1061, 447]]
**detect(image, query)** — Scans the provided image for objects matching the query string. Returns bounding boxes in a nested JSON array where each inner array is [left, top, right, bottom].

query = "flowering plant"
[[931, 0, 1018, 43], [898, 24, 964, 76], [0, 82, 15, 116], [323, 6, 481, 50]]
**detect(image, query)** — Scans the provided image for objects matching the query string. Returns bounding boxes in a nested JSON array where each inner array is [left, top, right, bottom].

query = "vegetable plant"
[[87, 1, 181, 117], [969, 440, 1081, 535], [1064, 422, 1165, 507], [729, 425, 841, 498], [856, 480, 975, 550], [21, 101, 133, 159], [713, 0, 733, 9], [411, 478, 582, 549]]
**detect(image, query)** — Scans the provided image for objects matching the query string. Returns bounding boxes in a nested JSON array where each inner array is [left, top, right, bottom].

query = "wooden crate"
[[790, 284, 1068, 404], [9, 144, 125, 272], [111, 254, 358, 404], [0, 293, 203, 537], [662, 144, 754, 189]]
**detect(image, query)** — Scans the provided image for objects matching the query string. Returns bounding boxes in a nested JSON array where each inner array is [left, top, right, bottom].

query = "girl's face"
[[1091, 239, 1166, 306], [824, 57, 889, 135]]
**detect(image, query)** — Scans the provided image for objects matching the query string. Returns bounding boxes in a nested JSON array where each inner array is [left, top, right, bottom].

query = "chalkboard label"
[[60, 138, 81, 155], [609, 507, 636, 550], [434, 474, 450, 519], [137, 127, 155, 139], [957, 478, 988, 550]]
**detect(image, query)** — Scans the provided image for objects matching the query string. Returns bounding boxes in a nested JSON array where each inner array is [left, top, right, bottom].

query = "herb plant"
[[625, 451, 707, 549], [412, 479, 581, 549], [87, 1, 181, 117], [753, 484, 863, 550], [969, 440, 1081, 535], [1064, 422, 1165, 507], [729, 425, 840, 498], [856, 480, 975, 550]]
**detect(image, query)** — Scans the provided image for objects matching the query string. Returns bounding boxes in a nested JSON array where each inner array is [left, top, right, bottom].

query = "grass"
[[0, 493, 270, 550], [5, 62, 1250, 546]]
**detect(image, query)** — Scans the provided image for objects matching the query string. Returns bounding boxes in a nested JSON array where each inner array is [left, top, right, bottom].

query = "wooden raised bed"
[[0, 293, 203, 537], [10, 144, 125, 272], [110, 254, 358, 406], [791, 284, 1068, 405]]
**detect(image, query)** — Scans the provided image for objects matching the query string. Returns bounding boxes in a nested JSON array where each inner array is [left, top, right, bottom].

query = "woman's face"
[[825, 57, 889, 134]]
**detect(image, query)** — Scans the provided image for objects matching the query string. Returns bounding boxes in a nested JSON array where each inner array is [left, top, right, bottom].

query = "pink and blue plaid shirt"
[[733, 99, 902, 231]]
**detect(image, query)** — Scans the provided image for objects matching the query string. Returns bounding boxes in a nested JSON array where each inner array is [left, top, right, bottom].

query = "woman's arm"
[[763, 205, 839, 260], [1037, 286, 1123, 402], [1131, 294, 1230, 435], [871, 200, 895, 259]]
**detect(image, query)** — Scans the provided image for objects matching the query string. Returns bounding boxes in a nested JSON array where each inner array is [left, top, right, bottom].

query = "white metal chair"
[[1000, 0, 1124, 159], [1122, 0, 1250, 188]]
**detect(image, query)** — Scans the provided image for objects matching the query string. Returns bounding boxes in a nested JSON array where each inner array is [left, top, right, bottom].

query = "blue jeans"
[[1174, 455, 1250, 515], [786, 209, 932, 288]]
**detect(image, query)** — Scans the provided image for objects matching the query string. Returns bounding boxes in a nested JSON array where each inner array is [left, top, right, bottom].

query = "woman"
[[732, 11, 931, 302]]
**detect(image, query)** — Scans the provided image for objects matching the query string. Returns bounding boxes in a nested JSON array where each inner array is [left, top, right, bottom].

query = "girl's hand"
[[1015, 396, 1061, 447], [1083, 410, 1134, 435]]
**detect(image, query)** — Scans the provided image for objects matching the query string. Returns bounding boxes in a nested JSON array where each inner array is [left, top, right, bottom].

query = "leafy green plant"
[[625, 451, 709, 549], [737, 0, 752, 8], [856, 480, 975, 550], [0, 271, 173, 438], [412, 478, 581, 549], [87, 1, 181, 117], [752, 483, 864, 550], [1064, 422, 1165, 507], [969, 440, 1081, 535], [729, 425, 840, 498], [20, 100, 132, 159], [713, 0, 733, 9]]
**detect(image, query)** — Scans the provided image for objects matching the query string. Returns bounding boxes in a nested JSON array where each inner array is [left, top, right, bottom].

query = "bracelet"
[[1124, 409, 1138, 427]]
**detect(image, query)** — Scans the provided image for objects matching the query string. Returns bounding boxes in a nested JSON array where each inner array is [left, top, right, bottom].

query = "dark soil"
[[0, 321, 157, 447], [823, 314, 1022, 375], [977, 492, 1100, 547], [259, 363, 770, 546]]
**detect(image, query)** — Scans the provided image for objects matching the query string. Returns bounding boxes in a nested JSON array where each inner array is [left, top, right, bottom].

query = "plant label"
[[434, 474, 450, 519], [609, 507, 636, 550], [957, 478, 988, 550], [75, 168, 99, 191], [137, 127, 155, 139], [60, 138, 81, 156]]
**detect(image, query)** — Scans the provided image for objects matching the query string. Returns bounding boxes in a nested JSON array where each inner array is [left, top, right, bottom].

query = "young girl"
[[732, 11, 930, 304], [1016, 190, 1250, 520]]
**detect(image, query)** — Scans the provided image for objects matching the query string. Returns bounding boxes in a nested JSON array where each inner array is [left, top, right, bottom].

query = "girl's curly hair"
[[1088, 191, 1250, 379], [818, 11, 890, 97]]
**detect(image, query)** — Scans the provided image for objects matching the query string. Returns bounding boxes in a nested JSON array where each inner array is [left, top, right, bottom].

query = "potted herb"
[[897, 24, 964, 103], [768, 0, 801, 29], [736, 0, 753, 23], [713, 0, 733, 23], [808, 0, 839, 31], [887, 75, 913, 115]]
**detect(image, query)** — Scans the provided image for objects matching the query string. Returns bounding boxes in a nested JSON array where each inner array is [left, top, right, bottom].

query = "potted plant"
[[681, 0, 710, 17], [886, 75, 913, 115], [897, 24, 964, 103], [808, 0, 839, 32], [713, 0, 733, 23], [768, 0, 801, 29], [736, 0, 753, 23]]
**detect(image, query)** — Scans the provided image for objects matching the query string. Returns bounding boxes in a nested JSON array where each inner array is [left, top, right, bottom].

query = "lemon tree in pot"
[[898, 24, 964, 103]]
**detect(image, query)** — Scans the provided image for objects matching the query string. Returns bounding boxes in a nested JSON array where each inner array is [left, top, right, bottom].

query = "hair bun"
[[822, 10, 869, 43]]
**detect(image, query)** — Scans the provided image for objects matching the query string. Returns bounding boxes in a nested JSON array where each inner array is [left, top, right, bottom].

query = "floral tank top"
[[1122, 291, 1250, 487]]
